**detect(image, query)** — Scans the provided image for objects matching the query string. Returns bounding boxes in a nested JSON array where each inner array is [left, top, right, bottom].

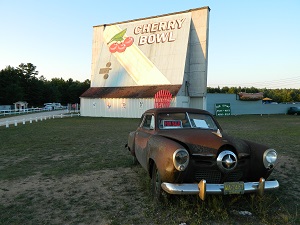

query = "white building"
[[80, 7, 210, 118]]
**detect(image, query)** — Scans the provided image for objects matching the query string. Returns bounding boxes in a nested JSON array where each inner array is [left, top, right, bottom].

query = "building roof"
[[80, 85, 182, 99]]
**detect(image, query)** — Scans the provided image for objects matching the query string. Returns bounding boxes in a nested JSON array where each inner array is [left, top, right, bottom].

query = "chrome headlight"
[[173, 149, 189, 171], [263, 149, 277, 169]]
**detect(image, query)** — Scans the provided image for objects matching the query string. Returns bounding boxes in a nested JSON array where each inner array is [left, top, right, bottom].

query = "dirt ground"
[[273, 154, 300, 203], [0, 167, 150, 225], [1, 153, 299, 225]]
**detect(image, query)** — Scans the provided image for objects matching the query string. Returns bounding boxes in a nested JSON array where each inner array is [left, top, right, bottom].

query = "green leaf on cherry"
[[107, 28, 127, 44]]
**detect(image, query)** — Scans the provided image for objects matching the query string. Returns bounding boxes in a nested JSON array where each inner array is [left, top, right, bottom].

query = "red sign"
[[154, 89, 172, 108], [163, 120, 182, 128]]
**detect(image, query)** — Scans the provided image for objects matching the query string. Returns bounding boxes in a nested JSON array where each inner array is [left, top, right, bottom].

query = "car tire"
[[132, 156, 138, 165], [151, 163, 163, 201]]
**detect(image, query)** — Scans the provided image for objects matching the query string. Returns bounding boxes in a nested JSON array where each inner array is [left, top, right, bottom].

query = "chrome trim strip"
[[161, 180, 279, 195], [191, 153, 215, 157]]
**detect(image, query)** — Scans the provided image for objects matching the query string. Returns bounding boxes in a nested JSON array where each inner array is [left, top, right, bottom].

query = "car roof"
[[144, 107, 213, 115]]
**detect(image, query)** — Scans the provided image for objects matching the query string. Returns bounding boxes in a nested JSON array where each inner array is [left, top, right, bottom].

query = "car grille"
[[225, 170, 243, 182], [195, 170, 221, 183], [194, 169, 243, 183]]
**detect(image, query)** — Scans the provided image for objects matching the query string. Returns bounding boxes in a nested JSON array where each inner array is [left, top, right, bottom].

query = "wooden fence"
[[0, 113, 80, 128], [0, 108, 44, 117]]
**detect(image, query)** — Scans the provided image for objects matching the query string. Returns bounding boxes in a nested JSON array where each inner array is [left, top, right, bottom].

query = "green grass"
[[0, 115, 299, 224], [0, 117, 137, 180]]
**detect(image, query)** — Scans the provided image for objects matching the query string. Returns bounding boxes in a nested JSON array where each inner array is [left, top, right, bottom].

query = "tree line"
[[0, 63, 90, 107], [207, 86, 300, 103], [1, 63, 299, 107]]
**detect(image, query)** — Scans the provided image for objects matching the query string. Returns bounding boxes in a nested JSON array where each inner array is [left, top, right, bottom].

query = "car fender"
[[127, 131, 136, 156], [147, 135, 185, 182], [244, 140, 273, 180]]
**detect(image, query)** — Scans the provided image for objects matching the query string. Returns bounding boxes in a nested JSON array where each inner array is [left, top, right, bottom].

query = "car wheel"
[[132, 156, 138, 165], [151, 163, 163, 201]]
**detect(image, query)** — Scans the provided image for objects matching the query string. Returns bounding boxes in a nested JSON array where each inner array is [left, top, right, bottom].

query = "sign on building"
[[81, 7, 210, 118], [215, 103, 231, 116]]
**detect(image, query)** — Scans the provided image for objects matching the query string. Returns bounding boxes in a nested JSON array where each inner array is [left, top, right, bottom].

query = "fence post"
[[36, 117, 38, 122], [30, 118, 32, 123], [6, 121, 9, 128], [14, 120, 17, 126], [23, 119, 25, 125]]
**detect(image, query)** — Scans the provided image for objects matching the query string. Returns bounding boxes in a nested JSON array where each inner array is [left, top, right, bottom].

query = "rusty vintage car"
[[126, 107, 279, 200]]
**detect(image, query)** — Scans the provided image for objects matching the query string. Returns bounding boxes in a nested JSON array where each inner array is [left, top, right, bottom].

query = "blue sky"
[[0, 0, 299, 88]]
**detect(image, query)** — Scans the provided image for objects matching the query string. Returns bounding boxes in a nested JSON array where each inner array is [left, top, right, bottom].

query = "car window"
[[142, 115, 154, 129], [158, 112, 218, 130], [138, 115, 144, 127], [188, 113, 218, 130]]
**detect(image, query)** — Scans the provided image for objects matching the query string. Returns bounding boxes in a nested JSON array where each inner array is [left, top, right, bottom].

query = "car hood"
[[157, 129, 250, 156]]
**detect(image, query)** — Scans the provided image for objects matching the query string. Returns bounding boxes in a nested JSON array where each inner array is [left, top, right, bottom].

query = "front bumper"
[[161, 178, 279, 200]]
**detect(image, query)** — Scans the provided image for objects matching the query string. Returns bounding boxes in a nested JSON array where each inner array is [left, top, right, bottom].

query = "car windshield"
[[158, 112, 218, 130]]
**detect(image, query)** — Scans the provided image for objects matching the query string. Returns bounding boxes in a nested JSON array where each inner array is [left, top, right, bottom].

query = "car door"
[[135, 114, 155, 170]]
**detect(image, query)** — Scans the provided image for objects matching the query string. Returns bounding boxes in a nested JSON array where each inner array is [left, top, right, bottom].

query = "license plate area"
[[224, 182, 244, 195]]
